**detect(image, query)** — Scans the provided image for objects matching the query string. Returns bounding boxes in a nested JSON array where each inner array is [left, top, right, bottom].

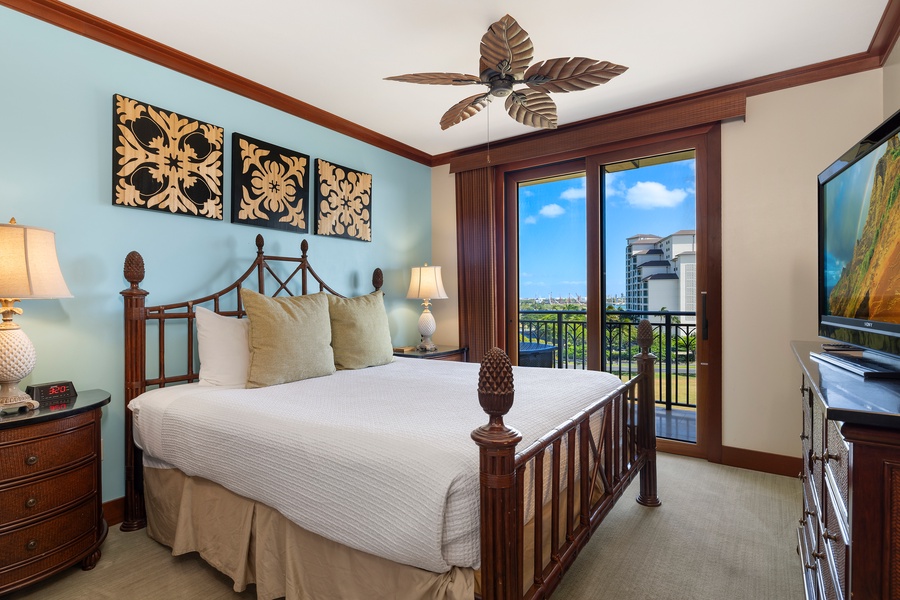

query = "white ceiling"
[[60, 0, 890, 157]]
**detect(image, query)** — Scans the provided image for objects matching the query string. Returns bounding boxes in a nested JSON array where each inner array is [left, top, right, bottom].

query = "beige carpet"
[[7, 453, 803, 600]]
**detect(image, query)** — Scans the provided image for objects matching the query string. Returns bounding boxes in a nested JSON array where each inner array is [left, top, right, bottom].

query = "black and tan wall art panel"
[[112, 94, 224, 219], [314, 158, 372, 242], [231, 133, 309, 233]]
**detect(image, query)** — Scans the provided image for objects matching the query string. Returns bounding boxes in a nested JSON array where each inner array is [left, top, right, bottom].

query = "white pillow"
[[195, 306, 250, 386]]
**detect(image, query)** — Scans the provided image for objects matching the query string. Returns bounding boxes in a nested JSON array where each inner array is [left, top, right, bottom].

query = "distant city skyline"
[[518, 158, 696, 299]]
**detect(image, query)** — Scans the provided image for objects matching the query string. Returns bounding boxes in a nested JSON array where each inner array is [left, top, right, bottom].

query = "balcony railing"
[[518, 309, 697, 411]]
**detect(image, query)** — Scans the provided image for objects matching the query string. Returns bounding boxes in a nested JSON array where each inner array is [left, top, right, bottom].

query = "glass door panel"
[[516, 170, 587, 369], [603, 150, 698, 443]]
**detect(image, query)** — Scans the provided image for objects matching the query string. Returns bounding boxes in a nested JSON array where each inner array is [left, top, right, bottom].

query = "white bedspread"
[[129, 359, 624, 573]]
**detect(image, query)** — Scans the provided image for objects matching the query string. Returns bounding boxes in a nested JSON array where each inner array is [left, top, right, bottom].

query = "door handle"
[[701, 291, 709, 341]]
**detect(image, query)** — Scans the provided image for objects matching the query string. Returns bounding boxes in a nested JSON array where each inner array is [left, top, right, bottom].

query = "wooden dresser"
[[793, 342, 900, 600], [0, 390, 110, 595]]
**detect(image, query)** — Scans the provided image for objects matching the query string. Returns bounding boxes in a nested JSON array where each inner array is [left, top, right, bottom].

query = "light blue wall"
[[0, 7, 432, 503]]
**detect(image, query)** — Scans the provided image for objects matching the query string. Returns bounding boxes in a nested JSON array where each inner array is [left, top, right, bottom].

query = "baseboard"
[[720, 445, 802, 478], [103, 497, 125, 526]]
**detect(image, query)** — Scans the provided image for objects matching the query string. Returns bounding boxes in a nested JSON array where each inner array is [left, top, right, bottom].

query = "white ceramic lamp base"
[[0, 326, 36, 404], [417, 307, 438, 352]]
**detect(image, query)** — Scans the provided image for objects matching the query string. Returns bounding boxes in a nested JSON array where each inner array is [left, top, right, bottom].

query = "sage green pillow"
[[241, 289, 335, 387], [327, 291, 394, 370]]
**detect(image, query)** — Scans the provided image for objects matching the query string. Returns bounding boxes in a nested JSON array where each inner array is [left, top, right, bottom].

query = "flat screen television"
[[816, 109, 900, 378]]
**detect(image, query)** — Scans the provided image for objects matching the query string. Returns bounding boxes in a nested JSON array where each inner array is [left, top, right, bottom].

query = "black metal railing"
[[518, 309, 697, 410]]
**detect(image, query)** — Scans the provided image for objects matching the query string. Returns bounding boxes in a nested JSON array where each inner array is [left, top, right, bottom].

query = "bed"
[[119, 236, 661, 600]]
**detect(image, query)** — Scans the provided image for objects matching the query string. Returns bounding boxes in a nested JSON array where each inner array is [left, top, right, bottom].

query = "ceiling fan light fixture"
[[385, 14, 627, 131]]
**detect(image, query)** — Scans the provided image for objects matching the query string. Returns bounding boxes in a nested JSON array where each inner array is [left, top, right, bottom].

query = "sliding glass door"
[[505, 128, 721, 458]]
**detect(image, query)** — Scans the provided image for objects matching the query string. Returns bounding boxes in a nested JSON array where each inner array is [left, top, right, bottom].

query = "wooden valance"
[[448, 92, 745, 173]]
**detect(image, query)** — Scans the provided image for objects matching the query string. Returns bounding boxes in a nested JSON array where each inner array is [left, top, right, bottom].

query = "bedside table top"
[[0, 389, 111, 430], [394, 346, 467, 359]]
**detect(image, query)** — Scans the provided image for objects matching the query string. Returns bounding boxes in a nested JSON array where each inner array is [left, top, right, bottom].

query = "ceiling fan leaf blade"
[[480, 14, 533, 78], [440, 93, 490, 130], [524, 58, 628, 93], [384, 72, 483, 86], [505, 89, 557, 129]]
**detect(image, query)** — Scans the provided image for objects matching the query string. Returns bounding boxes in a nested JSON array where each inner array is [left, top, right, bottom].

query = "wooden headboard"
[[119, 235, 382, 530]]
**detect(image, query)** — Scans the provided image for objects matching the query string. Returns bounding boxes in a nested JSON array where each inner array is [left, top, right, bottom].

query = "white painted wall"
[[721, 70, 882, 457], [429, 164, 460, 346]]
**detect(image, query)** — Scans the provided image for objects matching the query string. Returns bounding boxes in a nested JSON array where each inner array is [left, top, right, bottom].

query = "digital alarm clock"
[[25, 381, 77, 403]]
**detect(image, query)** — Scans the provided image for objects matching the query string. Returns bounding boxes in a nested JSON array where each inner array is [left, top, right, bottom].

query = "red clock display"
[[25, 381, 78, 403]]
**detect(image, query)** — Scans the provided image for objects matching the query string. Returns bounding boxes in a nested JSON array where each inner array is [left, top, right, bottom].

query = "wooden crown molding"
[[0, 0, 433, 166], [3, 0, 899, 169]]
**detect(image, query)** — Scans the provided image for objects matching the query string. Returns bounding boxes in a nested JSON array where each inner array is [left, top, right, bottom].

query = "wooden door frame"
[[495, 124, 722, 462]]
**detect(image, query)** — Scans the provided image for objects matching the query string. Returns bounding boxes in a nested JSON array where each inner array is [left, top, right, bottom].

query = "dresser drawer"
[[0, 498, 97, 569], [822, 484, 848, 600], [0, 461, 96, 527], [825, 420, 849, 513], [0, 424, 94, 482]]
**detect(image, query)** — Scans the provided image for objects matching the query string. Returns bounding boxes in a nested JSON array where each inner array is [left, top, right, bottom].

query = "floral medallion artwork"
[[314, 158, 372, 242], [112, 94, 223, 219], [231, 133, 309, 233]]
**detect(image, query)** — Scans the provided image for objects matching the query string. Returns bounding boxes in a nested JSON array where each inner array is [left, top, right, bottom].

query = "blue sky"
[[518, 158, 696, 299]]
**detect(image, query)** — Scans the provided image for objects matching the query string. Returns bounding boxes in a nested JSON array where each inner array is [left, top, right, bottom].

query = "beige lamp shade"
[[0, 223, 72, 299], [406, 265, 448, 301]]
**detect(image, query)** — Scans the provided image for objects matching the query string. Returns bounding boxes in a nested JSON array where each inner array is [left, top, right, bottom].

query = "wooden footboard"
[[473, 320, 659, 600]]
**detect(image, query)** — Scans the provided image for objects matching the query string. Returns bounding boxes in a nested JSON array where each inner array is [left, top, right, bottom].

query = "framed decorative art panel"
[[314, 158, 372, 242], [112, 95, 224, 219], [231, 133, 310, 233]]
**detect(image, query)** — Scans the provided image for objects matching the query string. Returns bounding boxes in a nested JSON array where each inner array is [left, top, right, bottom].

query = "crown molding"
[[0, 0, 433, 166], [4, 0, 899, 169]]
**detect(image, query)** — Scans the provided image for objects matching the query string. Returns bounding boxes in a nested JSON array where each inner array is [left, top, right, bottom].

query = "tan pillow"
[[327, 291, 394, 370], [241, 289, 335, 387]]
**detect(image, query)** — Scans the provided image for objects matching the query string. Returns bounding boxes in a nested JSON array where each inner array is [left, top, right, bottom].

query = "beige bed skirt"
[[143, 467, 476, 600]]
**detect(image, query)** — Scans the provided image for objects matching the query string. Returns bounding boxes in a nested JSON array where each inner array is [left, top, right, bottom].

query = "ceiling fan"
[[385, 14, 627, 131]]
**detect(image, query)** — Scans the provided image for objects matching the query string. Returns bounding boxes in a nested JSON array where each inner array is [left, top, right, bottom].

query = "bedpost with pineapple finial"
[[471, 348, 522, 600], [121, 250, 149, 531], [254, 235, 265, 295], [635, 318, 661, 507], [300, 239, 309, 294]]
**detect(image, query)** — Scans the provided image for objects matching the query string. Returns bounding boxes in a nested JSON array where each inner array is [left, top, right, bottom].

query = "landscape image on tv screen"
[[823, 133, 900, 326]]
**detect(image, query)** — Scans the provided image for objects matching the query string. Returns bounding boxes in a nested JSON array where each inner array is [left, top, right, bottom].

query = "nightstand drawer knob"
[[25, 455, 39, 466], [25, 539, 38, 551], [25, 497, 37, 509]]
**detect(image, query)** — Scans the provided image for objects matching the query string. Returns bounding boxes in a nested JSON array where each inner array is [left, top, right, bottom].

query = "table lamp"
[[406, 264, 448, 352], [0, 219, 72, 406]]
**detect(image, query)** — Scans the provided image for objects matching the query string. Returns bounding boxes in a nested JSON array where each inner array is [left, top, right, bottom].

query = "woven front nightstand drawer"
[[0, 497, 96, 569], [0, 423, 94, 482], [0, 461, 96, 526]]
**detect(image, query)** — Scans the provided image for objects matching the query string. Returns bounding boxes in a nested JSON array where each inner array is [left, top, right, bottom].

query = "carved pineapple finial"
[[124, 251, 145, 286], [478, 347, 515, 420], [637, 319, 653, 354]]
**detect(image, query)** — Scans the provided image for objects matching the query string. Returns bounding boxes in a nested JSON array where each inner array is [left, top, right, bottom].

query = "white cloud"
[[560, 180, 586, 201], [523, 215, 537, 224], [520, 188, 534, 198], [626, 181, 688, 209], [540, 203, 565, 217], [605, 172, 626, 198]]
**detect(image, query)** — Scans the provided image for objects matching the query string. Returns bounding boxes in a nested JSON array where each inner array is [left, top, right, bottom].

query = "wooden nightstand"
[[394, 346, 468, 362], [0, 389, 110, 595]]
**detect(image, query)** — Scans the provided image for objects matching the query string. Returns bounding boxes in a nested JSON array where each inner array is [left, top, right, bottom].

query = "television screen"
[[819, 114, 900, 359]]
